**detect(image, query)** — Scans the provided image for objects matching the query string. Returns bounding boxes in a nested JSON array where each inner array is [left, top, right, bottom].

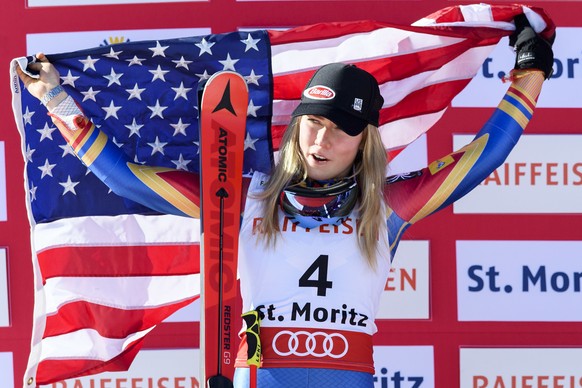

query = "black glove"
[[509, 14, 555, 79]]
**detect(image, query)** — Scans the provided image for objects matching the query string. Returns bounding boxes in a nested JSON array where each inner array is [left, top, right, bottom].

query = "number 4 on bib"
[[299, 254, 333, 296], [199, 71, 248, 388]]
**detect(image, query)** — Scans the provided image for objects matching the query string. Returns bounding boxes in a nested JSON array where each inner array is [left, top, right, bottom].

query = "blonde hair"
[[255, 116, 388, 267]]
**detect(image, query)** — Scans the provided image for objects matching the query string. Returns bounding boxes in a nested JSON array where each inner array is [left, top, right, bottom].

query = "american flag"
[[10, 3, 554, 386]]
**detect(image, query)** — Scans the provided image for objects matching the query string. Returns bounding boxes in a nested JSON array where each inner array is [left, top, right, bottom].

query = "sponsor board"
[[26, 28, 211, 54], [377, 241, 430, 319], [453, 28, 581, 108], [453, 134, 582, 214], [0, 352, 14, 388], [457, 240, 582, 321], [40, 346, 434, 387], [460, 348, 582, 388], [40, 349, 199, 387], [0, 248, 8, 327], [0, 143, 5, 221], [29, 0, 201, 6], [373, 346, 434, 388]]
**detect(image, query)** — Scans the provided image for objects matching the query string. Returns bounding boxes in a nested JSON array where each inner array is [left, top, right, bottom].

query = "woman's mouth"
[[312, 154, 328, 162]]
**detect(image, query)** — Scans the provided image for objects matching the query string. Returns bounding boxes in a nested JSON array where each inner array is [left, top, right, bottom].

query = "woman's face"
[[298, 115, 363, 181]]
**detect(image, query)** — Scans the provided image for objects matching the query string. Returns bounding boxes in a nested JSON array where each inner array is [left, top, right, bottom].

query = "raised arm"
[[17, 53, 202, 218], [384, 17, 554, 255]]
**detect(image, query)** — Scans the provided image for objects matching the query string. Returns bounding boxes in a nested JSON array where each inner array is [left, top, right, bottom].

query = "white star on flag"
[[147, 100, 168, 119], [25, 144, 35, 163], [104, 47, 122, 59], [150, 65, 169, 82], [241, 34, 261, 52], [81, 87, 100, 102], [125, 118, 144, 137], [80, 56, 99, 71], [29, 185, 37, 201], [244, 132, 259, 151], [171, 154, 192, 170], [126, 56, 146, 66], [22, 106, 35, 125], [59, 144, 76, 157], [112, 137, 124, 148], [149, 41, 170, 57], [170, 118, 190, 136], [61, 70, 80, 87], [37, 123, 57, 142], [59, 176, 80, 196], [38, 159, 56, 178], [247, 100, 261, 117], [195, 38, 215, 56], [173, 56, 193, 70], [245, 70, 262, 85], [102, 101, 122, 119], [126, 84, 146, 100], [104, 68, 123, 86], [219, 53, 239, 71], [172, 82, 192, 100], [148, 136, 168, 155], [196, 70, 211, 80]]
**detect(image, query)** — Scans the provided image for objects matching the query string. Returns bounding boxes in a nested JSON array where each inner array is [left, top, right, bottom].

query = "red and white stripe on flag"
[[268, 3, 554, 160], [27, 214, 200, 385]]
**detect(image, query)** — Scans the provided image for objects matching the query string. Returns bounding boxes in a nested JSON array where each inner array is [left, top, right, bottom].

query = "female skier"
[[16, 16, 553, 388]]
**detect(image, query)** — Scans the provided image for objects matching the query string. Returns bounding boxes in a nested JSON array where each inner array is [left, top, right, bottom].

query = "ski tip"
[[198, 70, 249, 116], [206, 70, 248, 90], [207, 375, 234, 388]]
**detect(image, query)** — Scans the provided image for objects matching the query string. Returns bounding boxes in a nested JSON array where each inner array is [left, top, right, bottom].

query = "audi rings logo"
[[272, 331, 349, 359]]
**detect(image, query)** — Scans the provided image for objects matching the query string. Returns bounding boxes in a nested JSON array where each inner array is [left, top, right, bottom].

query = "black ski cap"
[[292, 63, 384, 136]]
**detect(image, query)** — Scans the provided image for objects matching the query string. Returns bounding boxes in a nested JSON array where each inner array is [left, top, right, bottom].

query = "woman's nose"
[[314, 127, 330, 147]]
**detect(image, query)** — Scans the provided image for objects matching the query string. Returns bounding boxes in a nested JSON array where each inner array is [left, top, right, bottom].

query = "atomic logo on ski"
[[213, 81, 237, 115]]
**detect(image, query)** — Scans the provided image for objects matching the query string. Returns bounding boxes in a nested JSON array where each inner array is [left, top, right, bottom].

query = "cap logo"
[[304, 85, 336, 100], [353, 98, 363, 112]]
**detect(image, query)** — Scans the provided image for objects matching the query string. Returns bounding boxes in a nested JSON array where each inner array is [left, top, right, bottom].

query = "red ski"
[[199, 71, 248, 387]]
